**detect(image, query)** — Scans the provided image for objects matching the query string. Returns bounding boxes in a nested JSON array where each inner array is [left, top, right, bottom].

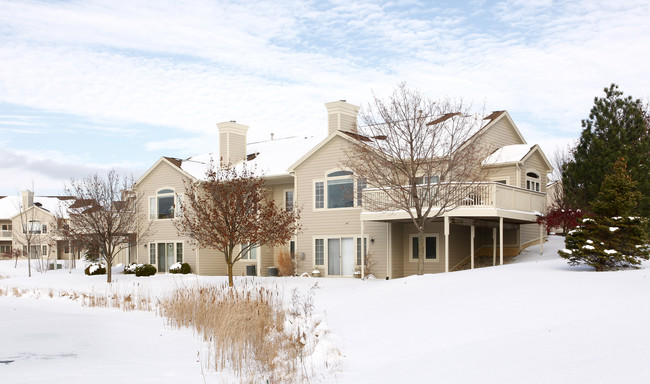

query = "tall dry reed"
[[159, 281, 320, 383]]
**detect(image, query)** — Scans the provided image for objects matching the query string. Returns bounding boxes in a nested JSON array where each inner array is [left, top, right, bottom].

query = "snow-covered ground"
[[2, 235, 650, 383]]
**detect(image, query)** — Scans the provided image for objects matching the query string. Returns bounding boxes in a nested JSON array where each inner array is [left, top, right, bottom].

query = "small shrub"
[[124, 263, 137, 274], [135, 264, 157, 277], [84, 263, 106, 276], [169, 262, 191, 274]]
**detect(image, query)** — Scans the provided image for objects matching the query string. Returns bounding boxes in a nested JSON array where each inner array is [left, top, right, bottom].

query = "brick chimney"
[[217, 121, 249, 166], [21, 190, 34, 210], [325, 100, 360, 135]]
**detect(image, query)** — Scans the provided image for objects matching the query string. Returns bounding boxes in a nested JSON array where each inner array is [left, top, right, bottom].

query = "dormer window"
[[526, 172, 540, 192]]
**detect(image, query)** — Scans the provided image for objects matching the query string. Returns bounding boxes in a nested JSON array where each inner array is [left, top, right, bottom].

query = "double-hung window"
[[285, 190, 294, 212], [241, 242, 257, 260], [314, 239, 324, 266]]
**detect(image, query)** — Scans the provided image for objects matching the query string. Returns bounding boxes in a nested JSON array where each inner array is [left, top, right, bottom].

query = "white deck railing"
[[362, 182, 546, 214]]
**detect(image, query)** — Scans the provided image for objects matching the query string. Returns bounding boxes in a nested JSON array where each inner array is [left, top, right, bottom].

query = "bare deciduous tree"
[[61, 170, 148, 283], [345, 84, 489, 275], [175, 163, 301, 287], [12, 191, 55, 277]]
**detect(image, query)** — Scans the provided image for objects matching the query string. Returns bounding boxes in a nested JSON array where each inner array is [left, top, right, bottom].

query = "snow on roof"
[[245, 135, 324, 177], [179, 135, 325, 180], [0, 196, 20, 218], [0, 195, 73, 219], [482, 144, 534, 166]]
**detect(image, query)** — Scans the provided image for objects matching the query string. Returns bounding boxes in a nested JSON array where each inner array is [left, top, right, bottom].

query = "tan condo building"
[[133, 100, 551, 278]]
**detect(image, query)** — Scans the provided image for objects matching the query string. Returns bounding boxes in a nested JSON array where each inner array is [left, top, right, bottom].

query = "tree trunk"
[[227, 262, 234, 287], [417, 230, 425, 275], [106, 261, 112, 283], [27, 247, 31, 278]]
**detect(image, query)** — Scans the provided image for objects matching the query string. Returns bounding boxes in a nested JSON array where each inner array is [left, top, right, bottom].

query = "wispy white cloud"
[[0, 0, 648, 195]]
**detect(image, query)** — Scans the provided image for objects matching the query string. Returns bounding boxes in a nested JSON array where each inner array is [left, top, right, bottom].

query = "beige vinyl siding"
[[364, 222, 388, 279], [135, 160, 197, 273], [479, 117, 526, 150], [520, 223, 542, 249], [401, 221, 446, 275], [11, 206, 57, 260], [521, 151, 549, 193], [390, 222, 403, 278], [340, 114, 356, 132], [229, 133, 247, 164], [219, 133, 227, 164], [487, 165, 518, 186], [293, 136, 388, 277]]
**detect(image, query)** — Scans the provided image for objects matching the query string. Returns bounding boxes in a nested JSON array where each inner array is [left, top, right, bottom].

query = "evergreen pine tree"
[[563, 84, 650, 216], [559, 159, 649, 271]]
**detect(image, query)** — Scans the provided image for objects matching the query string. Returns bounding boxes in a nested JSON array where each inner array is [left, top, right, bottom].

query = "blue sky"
[[1, 0, 649, 195]]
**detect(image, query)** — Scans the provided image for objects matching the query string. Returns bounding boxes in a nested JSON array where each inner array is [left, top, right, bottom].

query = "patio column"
[[539, 224, 544, 255], [444, 216, 449, 273], [492, 227, 496, 266], [499, 217, 504, 265], [361, 220, 365, 279], [470, 225, 475, 269]]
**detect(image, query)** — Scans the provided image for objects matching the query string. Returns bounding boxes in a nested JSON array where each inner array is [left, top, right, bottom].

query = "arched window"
[[526, 172, 540, 192], [314, 170, 365, 209], [150, 188, 179, 219]]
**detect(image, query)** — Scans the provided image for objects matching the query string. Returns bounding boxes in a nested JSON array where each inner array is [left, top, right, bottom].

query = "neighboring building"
[[0, 191, 73, 264], [134, 101, 552, 278]]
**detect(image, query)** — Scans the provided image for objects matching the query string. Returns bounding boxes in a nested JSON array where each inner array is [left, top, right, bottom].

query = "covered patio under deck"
[[359, 208, 545, 279]]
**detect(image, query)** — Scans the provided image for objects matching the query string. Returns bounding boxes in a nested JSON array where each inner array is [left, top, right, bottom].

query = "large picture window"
[[150, 189, 181, 220], [315, 170, 365, 209]]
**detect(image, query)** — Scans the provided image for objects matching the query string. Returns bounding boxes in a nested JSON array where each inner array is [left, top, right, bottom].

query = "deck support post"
[[470, 225, 475, 269], [444, 216, 450, 273], [492, 228, 496, 266], [539, 224, 544, 255], [499, 217, 504, 265]]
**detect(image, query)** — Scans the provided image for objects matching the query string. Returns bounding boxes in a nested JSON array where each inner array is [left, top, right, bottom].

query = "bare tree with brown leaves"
[[175, 162, 301, 287], [60, 170, 149, 283], [345, 84, 489, 275]]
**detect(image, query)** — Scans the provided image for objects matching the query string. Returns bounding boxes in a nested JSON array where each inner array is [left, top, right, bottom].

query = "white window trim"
[[312, 235, 368, 271], [284, 189, 294, 212], [149, 187, 178, 221], [313, 169, 364, 211], [148, 241, 184, 271], [240, 242, 258, 262], [525, 170, 541, 192], [408, 233, 440, 263]]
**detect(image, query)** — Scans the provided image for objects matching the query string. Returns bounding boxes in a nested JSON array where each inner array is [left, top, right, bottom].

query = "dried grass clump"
[[80, 286, 152, 312], [159, 281, 323, 383], [277, 250, 296, 276]]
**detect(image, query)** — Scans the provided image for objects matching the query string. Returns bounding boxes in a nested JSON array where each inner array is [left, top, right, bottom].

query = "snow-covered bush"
[[84, 263, 106, 276], [124, 263, 138, 274], [169, 262, 191, 274], [135, 264, 157, 277]]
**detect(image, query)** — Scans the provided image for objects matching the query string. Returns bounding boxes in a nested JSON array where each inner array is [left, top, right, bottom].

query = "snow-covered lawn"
[[2, 235, 650, 383]]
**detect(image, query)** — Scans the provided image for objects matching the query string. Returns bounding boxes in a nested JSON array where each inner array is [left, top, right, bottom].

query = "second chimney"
[[217, 121, 249, 167], [325, 100, 360, 136]]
